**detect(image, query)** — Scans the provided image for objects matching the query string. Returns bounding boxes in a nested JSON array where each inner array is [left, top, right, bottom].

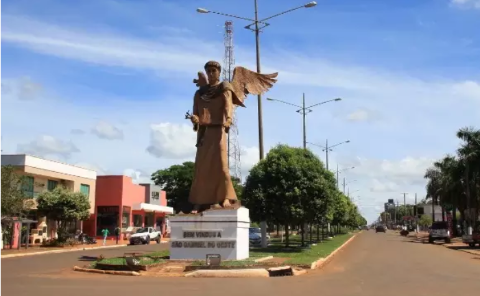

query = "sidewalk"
[[407, 233, 480, 256], [1, 238, 170, 259]]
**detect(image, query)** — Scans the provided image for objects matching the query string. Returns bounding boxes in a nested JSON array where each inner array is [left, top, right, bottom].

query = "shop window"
[[47, 180, 58, 191], [22, 176, 34, 198], [96, 206, 119, 236], [133, 215, 143, 227], [122, 212, 130, 228], [80, 184, 90, 197]]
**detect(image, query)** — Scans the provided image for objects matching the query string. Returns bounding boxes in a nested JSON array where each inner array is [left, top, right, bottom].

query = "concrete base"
[[169, 207, 250, 261]]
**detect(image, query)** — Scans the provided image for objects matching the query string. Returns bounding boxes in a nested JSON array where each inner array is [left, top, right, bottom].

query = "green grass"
[[250, 233, 354, 265], [96, 249, 169, 266]]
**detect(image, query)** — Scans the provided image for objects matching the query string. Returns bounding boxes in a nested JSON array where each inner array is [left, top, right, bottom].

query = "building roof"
[[1, 154, 97, 180]]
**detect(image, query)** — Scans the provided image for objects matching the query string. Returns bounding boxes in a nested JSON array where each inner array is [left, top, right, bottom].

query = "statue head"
[[204, 61, 221, 85]]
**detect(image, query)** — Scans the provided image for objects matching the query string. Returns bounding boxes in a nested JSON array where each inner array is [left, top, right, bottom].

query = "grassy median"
[[95, 234, 355, 268], [250, 233, 354, 265]]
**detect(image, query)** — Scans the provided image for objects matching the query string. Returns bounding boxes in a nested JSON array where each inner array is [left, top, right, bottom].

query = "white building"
[[2, 154, 97, 244]]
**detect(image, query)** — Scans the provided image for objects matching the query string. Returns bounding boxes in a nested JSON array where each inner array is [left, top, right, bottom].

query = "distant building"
[[416, 204, 443, 222], [83, 176, 173, 240], [1, 154, 97, 243]]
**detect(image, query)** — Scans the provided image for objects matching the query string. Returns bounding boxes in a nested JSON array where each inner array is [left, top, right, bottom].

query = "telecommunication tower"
[[223, 20, 242, 181]]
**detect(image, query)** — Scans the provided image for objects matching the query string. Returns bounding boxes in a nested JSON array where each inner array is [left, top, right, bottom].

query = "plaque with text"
[[206, 254, 221, 267]]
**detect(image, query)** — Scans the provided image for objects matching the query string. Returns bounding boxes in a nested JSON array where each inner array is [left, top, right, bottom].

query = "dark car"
[[376, 226, 386, 233]]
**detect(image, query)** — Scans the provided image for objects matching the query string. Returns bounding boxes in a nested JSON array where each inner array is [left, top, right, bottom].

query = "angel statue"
[[186, 60, 278, 213]]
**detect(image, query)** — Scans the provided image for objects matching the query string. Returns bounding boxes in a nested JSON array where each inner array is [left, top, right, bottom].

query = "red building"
[[83, 175, 173, 240]]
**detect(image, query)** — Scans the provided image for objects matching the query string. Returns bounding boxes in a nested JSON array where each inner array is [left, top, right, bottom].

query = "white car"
[[129, 227, 161, 245]]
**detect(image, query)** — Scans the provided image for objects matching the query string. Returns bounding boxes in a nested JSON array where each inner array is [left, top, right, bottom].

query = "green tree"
[[243, 144, 336, 246], [151, 162, 242, 213], [151, 162, 195, 213], [1, 166, 33, 220], [37, 186, 90, 242], [418, 214, 432, 227]]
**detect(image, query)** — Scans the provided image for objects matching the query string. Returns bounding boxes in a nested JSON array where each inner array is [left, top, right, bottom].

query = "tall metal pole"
[[325, 139, 329, 170], [254, 0, 264, 160], [302, 93, 306, 150], [343, 177, 346, 194], [253, 0, 267, 249], [336, 164, 339, 189]]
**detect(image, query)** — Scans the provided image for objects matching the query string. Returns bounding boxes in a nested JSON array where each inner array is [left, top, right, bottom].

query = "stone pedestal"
[[169, 207, 250, 260]]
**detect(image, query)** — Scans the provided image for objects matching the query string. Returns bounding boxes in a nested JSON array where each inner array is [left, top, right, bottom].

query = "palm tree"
[[456, 127, 480, 228]]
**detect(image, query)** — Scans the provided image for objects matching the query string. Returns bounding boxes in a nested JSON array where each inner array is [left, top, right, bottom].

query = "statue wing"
[[230, 66, 278, 107], [193, 71, 208, 88]]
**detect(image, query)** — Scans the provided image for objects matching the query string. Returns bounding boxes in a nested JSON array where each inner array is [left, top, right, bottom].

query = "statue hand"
[[190, 115, 199, 124], [224, 117, 232, 128]]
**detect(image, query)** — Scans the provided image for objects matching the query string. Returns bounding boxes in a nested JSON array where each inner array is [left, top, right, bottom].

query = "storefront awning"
[[131, 203, 174, 214]]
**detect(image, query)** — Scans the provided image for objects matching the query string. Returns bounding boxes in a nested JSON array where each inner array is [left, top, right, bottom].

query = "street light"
[[267, 96, 342, 152], [332, 165, 354, 189], [308, 138, 349, 170], [197, 1, 317, 161]]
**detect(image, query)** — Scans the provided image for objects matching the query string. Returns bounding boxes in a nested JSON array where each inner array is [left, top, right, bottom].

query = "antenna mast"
[[223, 20, 242, 181]]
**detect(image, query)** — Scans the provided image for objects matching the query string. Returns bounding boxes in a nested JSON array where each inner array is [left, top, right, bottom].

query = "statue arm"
[[191, 92, 200, 124], [223, 89, 233, 128]]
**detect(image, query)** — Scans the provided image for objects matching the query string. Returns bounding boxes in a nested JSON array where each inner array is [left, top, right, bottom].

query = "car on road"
[[129, 227, 161, 245], [428, 221, 451, 244], [376, 225, 386, 233], [249, 227, 271, 247]]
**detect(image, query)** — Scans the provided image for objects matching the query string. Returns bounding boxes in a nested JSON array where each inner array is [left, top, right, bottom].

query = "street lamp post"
[[308, 139, 350, 170], [197, 1, 318, 160], [267, 96, 341, 150], [335, 165, 355, 190]]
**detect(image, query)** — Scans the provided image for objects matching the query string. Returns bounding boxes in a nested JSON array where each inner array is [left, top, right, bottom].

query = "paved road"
[[3, 231, 480, 296]]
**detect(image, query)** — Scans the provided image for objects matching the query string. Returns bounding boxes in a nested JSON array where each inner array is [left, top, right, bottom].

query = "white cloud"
[[71, 128, 86, 135], [123, 168, 152, 184], [451, 0, 480, 9], [240, 146, 260, 178], [91, 121, 124, 140], [346, 109, 381, 122], [1, 76, 42, 101], [370, 178, 399, 193], [17, 135, 79, 159], [146, 123, 197, 159]]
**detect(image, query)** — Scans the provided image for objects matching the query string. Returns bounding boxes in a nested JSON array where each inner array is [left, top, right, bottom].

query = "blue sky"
[[2, 0, 479, 223]]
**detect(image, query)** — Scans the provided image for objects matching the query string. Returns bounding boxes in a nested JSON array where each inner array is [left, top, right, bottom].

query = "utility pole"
[[302, 93, 306, 150], [336, 164, 339, 189], [343, 177, 346, 194], [325, 139, 329, 170], [394, 200, 397, 225]]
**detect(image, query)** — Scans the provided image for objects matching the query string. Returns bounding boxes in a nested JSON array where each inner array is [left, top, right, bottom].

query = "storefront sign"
[[183, 231, 222, 238], [151, 191, 160, 199], [171, 241, 236, 248]]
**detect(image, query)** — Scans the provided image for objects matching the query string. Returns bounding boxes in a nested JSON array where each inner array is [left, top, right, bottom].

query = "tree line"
[[152, 144, 367, 246], [423, 127, 480, 233]]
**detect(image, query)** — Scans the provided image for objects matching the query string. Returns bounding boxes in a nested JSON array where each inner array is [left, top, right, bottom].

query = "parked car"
[[129, 227, 161, 245], [428, 221, 451, 244], [462, 223, 480, 248], [249, 227, 270, 247], [376, 225, 386, 233]]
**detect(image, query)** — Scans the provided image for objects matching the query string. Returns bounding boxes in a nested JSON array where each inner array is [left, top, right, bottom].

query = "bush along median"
[[75, 233, 357, 277]]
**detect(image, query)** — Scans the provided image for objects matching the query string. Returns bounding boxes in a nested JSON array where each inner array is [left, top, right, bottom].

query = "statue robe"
[[188, 81, 238, 205]]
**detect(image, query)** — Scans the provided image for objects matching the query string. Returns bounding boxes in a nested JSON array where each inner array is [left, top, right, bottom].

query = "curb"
[[1, 244, 128, 259], [310, 232, 360, 270], [254, 256, 273, 262], [185, 268, 269, 278], [73, 266, 140, 276]]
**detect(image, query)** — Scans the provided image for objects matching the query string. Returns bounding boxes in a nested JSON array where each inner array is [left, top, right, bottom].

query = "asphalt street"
[[2, 231, 480, 296]]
